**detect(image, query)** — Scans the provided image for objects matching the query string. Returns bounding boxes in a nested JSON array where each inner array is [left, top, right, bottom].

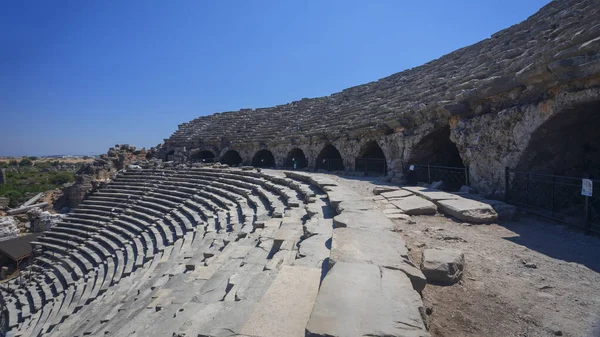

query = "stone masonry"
[[160, 0, 600, 195]]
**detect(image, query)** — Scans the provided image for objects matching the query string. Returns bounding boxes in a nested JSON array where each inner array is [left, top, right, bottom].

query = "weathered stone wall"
[[161, 0, 600, 194], [0, 168, 5, 185]]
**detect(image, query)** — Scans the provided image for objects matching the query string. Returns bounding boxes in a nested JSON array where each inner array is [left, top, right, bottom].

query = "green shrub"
[[19, 158, 33, 167]]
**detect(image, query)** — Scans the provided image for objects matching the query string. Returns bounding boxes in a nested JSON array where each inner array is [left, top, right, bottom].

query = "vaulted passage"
[[165, 150, 175, 161], [252, 149, 276, 168], [406, 126, 465, 190], [316, 144, 344, 171], [284, 148, 308, 169], [221, 150, 242, 167], [408, 126, 464, 167], [191, 150, 216, 163], [355, 141, 387, 175], [517, 101, 600, 178]]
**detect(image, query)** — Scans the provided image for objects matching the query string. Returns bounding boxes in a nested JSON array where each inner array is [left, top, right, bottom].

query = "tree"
[[19, 157, 33, 166], [28, 156, 38, 161]]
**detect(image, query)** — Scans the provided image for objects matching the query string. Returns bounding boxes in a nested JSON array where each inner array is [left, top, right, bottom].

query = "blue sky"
[[0, 0, 550, 156]]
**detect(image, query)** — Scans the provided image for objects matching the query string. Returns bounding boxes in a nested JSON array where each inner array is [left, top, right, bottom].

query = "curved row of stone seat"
[[2, 168, 331, 336], [1, 171, 190, 334], [2, 168, 326, 336], [10, 168, 332, 336]]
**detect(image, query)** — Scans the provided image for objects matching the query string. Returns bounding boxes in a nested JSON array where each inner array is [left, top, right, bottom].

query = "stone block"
[[241, 266, 321, 337], [332, 210, 395, 230], [306, 262, 429, 337], [436, 198, 498, 223], [390, 196, 437, 215], [421, 248, 464, 285]]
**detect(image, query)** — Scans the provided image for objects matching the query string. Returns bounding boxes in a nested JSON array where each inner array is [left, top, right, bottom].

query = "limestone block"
[[421, 248, 464, 285], [306, 262, 429, 337], [390, 196, 437, 215], [436, 198, 498, 223]]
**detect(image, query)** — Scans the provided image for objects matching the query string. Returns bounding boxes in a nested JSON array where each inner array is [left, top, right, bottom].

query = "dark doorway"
[[165, 150, 175, 161], [517, 101, 600, 179], [284, 148, 308, 169], [407, 126, 466, 190], [408, 126, 464, 167], [221, 150, 242, 167], [252, 149, 276, 168], [355, 141, 387, 175], [191, 150, 216, 163], [316, 144, 344, 171]]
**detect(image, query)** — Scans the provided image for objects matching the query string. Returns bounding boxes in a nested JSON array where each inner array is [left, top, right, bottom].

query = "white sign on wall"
[[409, 165, 415, 171], [582, 179, 593, 197]]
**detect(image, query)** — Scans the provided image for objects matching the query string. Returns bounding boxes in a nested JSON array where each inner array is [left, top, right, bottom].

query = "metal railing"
[[404, 163, 469, 191], [191, 157, 216, 164], [505, 168, 600, 233], [355, 158, 387, 175], [315, 158, 344, 171]]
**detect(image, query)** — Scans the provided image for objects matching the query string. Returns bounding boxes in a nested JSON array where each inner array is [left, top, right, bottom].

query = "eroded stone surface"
[[332, 210, 395, 230], [390, 196, 437, 215], [241, 266, 321, 337], [306, 262, 429, 337], [421, 248, 465, 285], [437, 198, 498, 223]]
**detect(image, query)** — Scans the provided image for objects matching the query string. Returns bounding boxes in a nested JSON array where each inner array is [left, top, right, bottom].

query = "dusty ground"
[[322, 173, 600, 337]]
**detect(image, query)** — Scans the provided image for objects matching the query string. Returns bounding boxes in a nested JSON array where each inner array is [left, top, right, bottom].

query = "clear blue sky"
[[1, 0, 550, 156]]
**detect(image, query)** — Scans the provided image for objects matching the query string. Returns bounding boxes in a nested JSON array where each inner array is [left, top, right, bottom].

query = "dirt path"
[[322, 173, 600, 337]]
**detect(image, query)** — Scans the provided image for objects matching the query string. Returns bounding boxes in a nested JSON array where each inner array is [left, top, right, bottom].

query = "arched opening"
[[284, 148, 308, 169], [316, 144, 344, 171], [408, 126, 464, 167], [221, 150, 242, 167], [191, 150, 216, 163], [517, 101, 600, 178], [407, 126, 465, 190], [508, 101, 600, 225], [252, 149, 276, 168], [165, 150, 175, 161], [355, 141, 387, 175]]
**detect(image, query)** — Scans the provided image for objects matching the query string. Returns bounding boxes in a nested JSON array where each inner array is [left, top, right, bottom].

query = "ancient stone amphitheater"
[[1, 0, 600, 336], [162, 0, 600, 195]]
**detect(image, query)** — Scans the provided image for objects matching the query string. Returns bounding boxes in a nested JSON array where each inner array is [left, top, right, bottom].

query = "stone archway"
[[355, 140, 387, 175], [316, 144, 344, 171], [408, 126, 464, 167], [252, 149, 276, 168], [165, 150, 175, 161], [191, 150, 216, 163], [407, 126, 465, 190], [517, 101, 600, 178], [221, 150, 243, 167], [284, 148, 308, 169]]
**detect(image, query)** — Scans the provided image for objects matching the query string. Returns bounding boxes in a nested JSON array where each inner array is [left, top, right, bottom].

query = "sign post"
[[582, 179, 593, 233]]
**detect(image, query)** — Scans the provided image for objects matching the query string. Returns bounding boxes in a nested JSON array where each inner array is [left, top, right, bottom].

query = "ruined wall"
[[162, 0, 600, 194]]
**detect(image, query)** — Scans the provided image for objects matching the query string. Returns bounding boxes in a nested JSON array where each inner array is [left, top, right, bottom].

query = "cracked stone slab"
[[306, 262, 429, 337], [294, 234, 330, 268], [373, 185, 401, 195], [325, 187, 364, 208], [401, 186, 462, 202], [329, 227, 424, 291], [390, 195, 437, 215], [381, 189, 414, 199], [332, 210, 395, 230], [330, 227, 409, 268], [241, 266, 321, 337], [436, 198, 498, 223], [334, 199, 375, 213]]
